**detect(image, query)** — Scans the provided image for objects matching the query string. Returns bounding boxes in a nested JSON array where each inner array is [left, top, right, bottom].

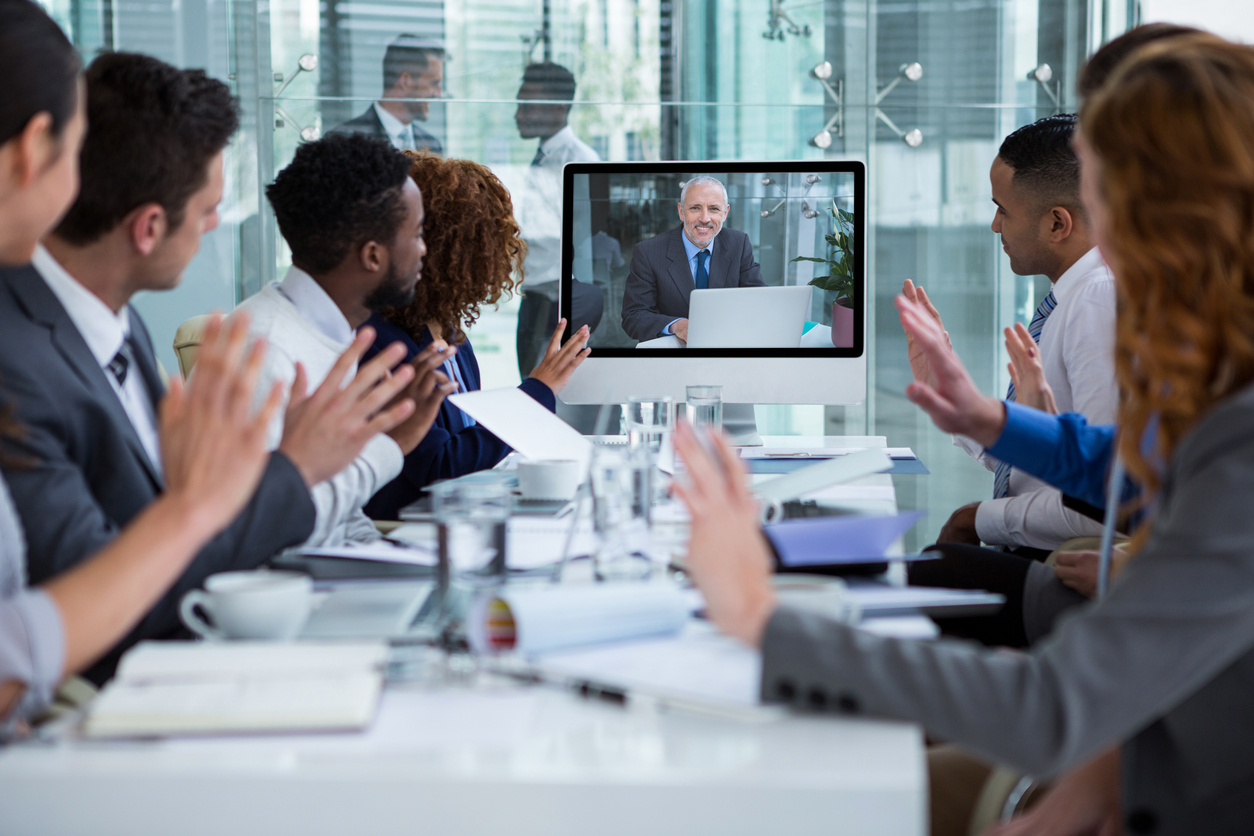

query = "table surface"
[[0, 436, 926, 836]]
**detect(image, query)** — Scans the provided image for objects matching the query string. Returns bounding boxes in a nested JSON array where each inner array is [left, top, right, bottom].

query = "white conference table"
[[0, 435, 927, 836]]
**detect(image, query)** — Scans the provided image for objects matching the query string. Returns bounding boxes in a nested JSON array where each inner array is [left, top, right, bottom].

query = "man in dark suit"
[[0, 53, 413, 683], [333, 35, 444, 154], [621, 176, 765, 342]]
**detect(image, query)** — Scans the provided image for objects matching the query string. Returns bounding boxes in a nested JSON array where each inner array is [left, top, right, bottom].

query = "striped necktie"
[[992, 290, 1057, 499]]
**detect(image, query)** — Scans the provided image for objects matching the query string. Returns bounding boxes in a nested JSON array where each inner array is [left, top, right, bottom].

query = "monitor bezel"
[[559, 159, 866, 358]]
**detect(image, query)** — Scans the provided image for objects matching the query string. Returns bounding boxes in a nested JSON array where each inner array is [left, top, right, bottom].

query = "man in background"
[[335, 35, 444, 154], [620, 175, 765, 342]]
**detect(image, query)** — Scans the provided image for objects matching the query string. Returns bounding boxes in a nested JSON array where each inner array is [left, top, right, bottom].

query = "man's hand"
[[901, 280, 951, 388], [279, 327, 418, 487], [671, 422, 777, 648], [1053, 544, 1130, 599], [984, 748, 1121, 836], [1005, 322, 1058, 414], [671, 319, 689, 343], [385, 343, 460, 454], [937, 502, 982, 546], [159, 313, 283, 536], [528, 318, 591, 394], [896, 295, 1007, 447]]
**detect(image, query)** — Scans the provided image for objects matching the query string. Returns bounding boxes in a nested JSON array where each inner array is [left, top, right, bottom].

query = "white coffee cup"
[[515, 459, 583, 501], [179, 570, 313, 641]]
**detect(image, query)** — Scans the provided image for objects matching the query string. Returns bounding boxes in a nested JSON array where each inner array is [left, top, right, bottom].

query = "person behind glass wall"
[[620, 175, 765, 343], [0, 0, 398, 731], [362, 153, 591, 519], [334, 35, 445, 155], [513, 61, 603, 381], [675, 34, 1254, 835]]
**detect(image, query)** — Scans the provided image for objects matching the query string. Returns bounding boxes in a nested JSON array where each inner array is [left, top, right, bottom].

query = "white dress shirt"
[[373, 102, 414, 151], [235, 267, 404, 546], [961, 246, 1118, 549], [517, 125, 601, 285], [31, 246, 163, 471]]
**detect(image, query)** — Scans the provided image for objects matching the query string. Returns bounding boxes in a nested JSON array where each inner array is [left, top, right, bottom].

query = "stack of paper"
[[84, 641, 388, 738]]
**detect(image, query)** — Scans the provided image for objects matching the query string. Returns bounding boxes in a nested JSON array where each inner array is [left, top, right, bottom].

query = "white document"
[[300, 542, 436, 566], [450, 388, 594, 473], [85, 641, 387, 738], [754, 447, 892, 503], [507, 517, 598, 569]]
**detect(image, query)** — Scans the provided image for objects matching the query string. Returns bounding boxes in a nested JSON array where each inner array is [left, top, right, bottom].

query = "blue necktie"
[[695, 249, 710, 290], [992, 290, 1057, 500]]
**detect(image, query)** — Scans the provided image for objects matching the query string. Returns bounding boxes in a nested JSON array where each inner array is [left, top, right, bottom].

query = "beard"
[[364, 260, 417, 312]]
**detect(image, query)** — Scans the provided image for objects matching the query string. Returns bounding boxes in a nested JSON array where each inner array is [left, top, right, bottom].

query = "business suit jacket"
[[620, 226, 765, 341], [761, 381, 1254, 835], [0, 264, 316, 683], [360, 316, 556, 519], [332, 106, 444, 155]]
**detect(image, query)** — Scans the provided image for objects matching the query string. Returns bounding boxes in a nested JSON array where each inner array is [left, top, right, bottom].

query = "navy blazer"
[[361, 315, 556, 519], [0, 264, 315, 683]]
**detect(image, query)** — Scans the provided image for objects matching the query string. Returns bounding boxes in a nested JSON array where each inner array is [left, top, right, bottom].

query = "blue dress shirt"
[[360, 315, 557, 519], [662, 232, 717, 336]]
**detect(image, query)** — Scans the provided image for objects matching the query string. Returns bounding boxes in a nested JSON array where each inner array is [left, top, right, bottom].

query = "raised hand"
[[901, 280, 952, 388], [896, 294, 1006, 448], [1005, 322, 1058, 414], [278, 327, 418, 486], [159, 312, 283, 535], [385, 342, 460, 454], [671, 422, 776, 647], [528, 318, 591, 394]]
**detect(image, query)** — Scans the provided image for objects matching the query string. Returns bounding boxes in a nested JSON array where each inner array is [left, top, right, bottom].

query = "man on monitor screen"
[[620, 176, 765, 342]]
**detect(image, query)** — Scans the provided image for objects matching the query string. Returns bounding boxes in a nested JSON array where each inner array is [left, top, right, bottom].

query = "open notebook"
[[83, 641, 388, 738]]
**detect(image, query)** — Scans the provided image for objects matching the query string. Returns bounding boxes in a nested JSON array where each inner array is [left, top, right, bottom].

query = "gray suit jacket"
[[620, 226, 764, 341], [332, 106, 443, 155], [0, 264, 316, 684], [762, 381, 1254, 835]]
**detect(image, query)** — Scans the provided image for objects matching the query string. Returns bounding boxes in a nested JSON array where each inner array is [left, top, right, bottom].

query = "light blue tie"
[[695, 249, 710, 290], [992, 290, 1057, 500]]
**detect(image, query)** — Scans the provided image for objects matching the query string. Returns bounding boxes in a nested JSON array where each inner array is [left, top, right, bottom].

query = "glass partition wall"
[[43, 0, 1113, 548]]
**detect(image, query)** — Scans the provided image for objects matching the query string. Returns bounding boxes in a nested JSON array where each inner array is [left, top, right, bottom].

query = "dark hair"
[[267, 133, 412, 275], [383, 152, 526, 345], [1078, 23, 1205, 100], [0, 0, 80, 147], [383, 35, 444, 90], [997, 113, 1081, 215], [521, 61, 577, 101], [54, 52, 239, 245]]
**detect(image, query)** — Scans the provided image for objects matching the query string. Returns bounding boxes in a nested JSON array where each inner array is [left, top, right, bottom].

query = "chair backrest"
[[172, 314, 212, 379]]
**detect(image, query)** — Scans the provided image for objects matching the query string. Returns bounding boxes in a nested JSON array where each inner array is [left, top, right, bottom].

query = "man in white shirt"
[[334, 35, 444, 155], [237, 132, 456, 546], [905, 114, 1116, 553]]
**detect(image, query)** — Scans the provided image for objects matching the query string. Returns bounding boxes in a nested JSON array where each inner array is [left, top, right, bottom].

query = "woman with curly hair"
[[362, 153, 590, 519], [675, 35, 1254, 834]]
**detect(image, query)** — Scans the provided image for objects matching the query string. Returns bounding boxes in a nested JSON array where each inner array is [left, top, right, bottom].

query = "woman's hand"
[[982, 748, 1121, 836], [896, 295, 1007, 448], [671, 422, 776, 647], [901, 280, 953, 389], [1005, 323, 1058, 414], [528, 318, 591, 394], [158, 312, 282, 537]]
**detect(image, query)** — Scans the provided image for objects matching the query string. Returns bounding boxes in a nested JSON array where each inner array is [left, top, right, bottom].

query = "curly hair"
[[381, 152, 526, 345], [1081, 36, 1254, 543], [267, 133, 411, 274]]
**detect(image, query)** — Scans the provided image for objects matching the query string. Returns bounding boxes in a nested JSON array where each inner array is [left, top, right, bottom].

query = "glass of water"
[[626, 396, 674, 453], [589, 442, 653, 582], [432, 473, 511, 592], [685, 384, 723, 431]]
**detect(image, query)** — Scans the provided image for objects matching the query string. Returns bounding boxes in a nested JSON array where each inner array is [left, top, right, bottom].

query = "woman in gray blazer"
[[675, 37, 1254, 836]]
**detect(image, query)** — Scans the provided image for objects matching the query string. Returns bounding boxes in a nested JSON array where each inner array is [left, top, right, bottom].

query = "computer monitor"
[[548, 161, 867, 407]]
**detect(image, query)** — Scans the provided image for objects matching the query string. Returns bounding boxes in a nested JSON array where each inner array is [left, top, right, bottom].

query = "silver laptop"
[[685, 285, 812, 348]]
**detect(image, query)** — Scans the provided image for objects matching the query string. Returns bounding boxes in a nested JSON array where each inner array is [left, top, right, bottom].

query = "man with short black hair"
[[335, 35, 444, 154], [237, 133, 456, 545]]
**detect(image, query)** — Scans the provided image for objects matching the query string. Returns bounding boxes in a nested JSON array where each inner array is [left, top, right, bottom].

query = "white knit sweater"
[[235, 282, 403, 546]]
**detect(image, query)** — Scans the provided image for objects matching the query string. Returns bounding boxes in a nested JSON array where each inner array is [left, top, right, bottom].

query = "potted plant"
[[791, 200, 856, 347]]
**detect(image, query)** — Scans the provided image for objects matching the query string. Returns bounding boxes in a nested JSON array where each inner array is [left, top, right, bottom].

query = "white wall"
[[1138, 0, 1254, 43]]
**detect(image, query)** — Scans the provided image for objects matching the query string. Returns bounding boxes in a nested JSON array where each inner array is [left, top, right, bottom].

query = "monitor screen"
[[537, 161, 863, 364]]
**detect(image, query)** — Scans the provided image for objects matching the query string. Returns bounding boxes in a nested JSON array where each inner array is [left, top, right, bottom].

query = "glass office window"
[[48, 0, 1116, 547]]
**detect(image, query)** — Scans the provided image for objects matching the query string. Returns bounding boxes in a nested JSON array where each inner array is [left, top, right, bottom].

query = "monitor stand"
[[723, 403, 763, 447]]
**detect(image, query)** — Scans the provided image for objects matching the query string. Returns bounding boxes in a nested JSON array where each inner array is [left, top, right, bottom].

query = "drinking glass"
[[588, 443, 653, 582], [685, 384, 723, 431], [626, 396, 674, 454], [432, 473, 511, 594]]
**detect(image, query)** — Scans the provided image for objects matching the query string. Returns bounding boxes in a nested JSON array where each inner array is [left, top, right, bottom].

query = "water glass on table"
[[432, 472, 512, 597], [685, 384, 723, 431], [626, 396, 674, 453], [589, 442, 654, 582]]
